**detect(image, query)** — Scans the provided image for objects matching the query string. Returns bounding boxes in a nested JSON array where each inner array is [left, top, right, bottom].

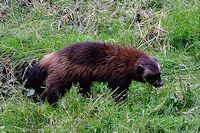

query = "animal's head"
[[137, 56, 163, 87]]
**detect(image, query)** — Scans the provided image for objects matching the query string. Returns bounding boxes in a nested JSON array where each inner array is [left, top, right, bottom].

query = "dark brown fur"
[[25, 42, 163, 104]]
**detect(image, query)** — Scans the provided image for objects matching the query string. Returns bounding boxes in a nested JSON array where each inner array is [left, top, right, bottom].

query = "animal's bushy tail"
[[24, 63, 47, 94]]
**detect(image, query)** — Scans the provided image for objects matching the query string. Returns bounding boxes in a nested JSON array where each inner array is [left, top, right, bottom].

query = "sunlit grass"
[[0, 0, 199, 132]]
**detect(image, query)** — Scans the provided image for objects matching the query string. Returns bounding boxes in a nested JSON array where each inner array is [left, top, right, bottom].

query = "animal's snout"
[[153, 80, 163, 88], [158, 80, 163, 86]]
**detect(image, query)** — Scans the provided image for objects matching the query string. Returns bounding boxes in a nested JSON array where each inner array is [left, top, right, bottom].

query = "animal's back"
[[44, 42, 114, 82], [58, 42, 112, 66], [55, 42, 143, 82]]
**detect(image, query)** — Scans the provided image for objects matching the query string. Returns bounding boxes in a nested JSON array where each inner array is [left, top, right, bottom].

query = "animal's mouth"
[[144, 78, 163, 88], [152, 80, 163, 88], [153, 84, 162, 88]]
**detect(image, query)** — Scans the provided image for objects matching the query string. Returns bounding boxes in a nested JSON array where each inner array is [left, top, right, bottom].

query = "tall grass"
[[162, 0, 199, 59], [0, 0, 199, 132]]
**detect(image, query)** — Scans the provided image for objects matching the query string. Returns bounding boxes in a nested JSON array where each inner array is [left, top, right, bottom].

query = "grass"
[[0, 0, 199, 132]]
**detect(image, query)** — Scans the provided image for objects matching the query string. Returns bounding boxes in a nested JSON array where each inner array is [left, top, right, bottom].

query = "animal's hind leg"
[[78, 80, 91, 98]]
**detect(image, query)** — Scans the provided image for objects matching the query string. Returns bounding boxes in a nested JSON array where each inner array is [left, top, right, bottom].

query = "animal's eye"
[[149, 74, 160, 81], [150, 74, 157, 79], [145, 75, 156, 82]]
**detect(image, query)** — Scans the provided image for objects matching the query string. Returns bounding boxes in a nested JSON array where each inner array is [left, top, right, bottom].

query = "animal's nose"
[[159, 80, 163, 86]]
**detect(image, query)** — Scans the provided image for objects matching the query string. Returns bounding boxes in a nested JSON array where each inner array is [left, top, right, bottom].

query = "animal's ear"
[[137, 65, 145, 74]]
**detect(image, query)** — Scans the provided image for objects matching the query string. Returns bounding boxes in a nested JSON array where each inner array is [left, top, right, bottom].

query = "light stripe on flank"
[[40, 52, 56, 66]]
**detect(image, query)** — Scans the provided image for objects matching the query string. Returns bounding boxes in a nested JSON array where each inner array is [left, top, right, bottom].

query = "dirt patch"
[[0, 56, 37, 99]]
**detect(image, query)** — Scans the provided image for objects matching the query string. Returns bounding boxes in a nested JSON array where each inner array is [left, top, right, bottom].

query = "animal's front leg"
[[108, 78, 131, 102]]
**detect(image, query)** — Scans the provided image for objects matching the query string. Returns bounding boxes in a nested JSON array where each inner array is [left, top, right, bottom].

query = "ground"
[[0, 0, 199, 132]]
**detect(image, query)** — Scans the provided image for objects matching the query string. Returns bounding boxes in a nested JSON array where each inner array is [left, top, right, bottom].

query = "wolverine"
[[25, 42, 163, 104]]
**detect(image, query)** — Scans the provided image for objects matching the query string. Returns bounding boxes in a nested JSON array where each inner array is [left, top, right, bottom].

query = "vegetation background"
[[0, 0, 199, 132]]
